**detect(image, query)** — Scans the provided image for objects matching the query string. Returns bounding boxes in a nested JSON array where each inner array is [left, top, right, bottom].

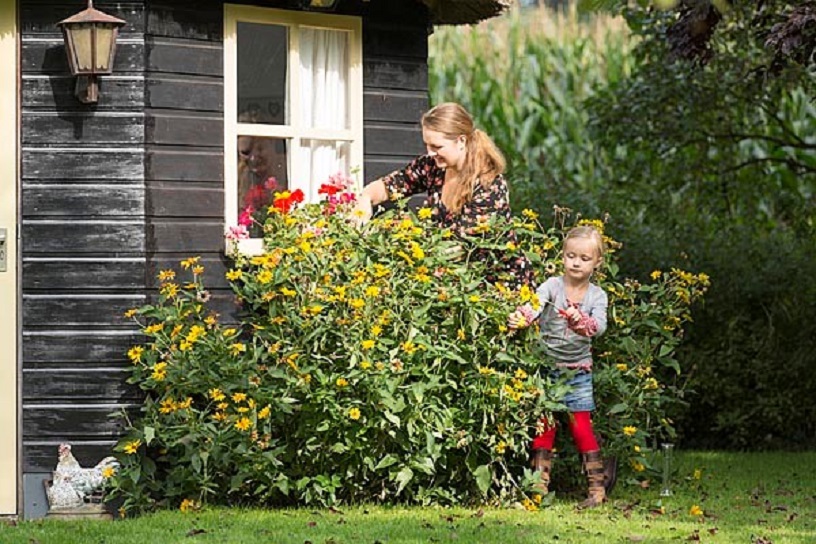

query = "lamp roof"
[[57, 1, 126, 27]]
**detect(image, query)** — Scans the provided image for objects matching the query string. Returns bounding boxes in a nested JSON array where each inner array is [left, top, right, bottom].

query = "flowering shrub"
[[109, 180, 707, 514]]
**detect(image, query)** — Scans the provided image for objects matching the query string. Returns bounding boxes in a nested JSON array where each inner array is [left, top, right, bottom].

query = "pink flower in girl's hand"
[[226, 224, 249, 241], [238, 206, 255, 227]]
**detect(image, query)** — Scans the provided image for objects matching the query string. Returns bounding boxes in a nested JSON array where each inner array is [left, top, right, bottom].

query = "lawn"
[[2, 451, 814, 543]]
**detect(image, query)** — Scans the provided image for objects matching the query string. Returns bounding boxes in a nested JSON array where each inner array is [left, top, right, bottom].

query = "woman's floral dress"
[[380, 154, 535, 291]]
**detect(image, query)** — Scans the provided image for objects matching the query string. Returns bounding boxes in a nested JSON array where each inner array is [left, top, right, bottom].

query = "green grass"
[[3, 451, 815, 543]]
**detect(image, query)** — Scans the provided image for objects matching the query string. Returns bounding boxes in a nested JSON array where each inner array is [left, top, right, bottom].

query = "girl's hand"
[[507, 310, 528, 330], [562, 306, 582, 324]]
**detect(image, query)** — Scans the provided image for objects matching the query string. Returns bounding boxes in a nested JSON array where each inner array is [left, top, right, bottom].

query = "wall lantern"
[[56, 0, 126, 104], [296, 0, 340, 11]]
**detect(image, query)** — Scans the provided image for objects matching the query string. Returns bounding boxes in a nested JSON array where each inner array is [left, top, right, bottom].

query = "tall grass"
[[429, 5, 632, 213]]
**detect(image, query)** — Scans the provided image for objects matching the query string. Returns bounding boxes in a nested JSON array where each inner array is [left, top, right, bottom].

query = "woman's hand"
[[350, 194, 373, 227]]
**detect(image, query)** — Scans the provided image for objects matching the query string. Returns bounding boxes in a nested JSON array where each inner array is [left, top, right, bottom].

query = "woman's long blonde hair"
[[421, 102, 506, 214]]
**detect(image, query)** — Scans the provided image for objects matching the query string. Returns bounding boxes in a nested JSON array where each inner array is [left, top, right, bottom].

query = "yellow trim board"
[[0, 0, 19, 517]]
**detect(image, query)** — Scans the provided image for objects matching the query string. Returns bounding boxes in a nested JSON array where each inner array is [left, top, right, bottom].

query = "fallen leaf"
[[185, 528, 207, 537], [627, 534, 646, 542], [307, 521, 317, 527], [472, 508, 484, 518], [328, 506, 344, 515]]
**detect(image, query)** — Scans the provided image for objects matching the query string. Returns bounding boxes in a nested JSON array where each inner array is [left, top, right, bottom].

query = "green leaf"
[[375, 454, 398, 471], [473, 464, 492, 496], [394, 467, 414, 495], [143, 426, 155, 445]]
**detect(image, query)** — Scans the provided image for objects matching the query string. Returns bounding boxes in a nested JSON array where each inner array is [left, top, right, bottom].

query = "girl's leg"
[[568, 411, 605, 508], [567, 411, 599, 453], [531, 417, 557, 494]]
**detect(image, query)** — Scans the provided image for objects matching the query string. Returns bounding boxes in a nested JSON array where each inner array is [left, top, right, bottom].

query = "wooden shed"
[[0, 0, 510, 519]]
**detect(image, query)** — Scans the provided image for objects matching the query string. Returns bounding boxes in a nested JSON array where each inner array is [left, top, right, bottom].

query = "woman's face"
[[422, 128, 466, 171]]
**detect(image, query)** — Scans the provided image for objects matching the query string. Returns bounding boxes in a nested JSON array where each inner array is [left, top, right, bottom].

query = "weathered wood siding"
[[360, 1, 429, 179], [21, 0, 147, 471], [21, 0, 429, 473]]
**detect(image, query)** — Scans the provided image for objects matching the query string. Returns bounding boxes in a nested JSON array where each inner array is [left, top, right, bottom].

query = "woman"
[[355, 102, 534, 291]]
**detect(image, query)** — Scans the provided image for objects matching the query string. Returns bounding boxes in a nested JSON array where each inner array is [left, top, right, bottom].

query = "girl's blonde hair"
[[564, 225, 606, 262], [421, 102, 506, 214]]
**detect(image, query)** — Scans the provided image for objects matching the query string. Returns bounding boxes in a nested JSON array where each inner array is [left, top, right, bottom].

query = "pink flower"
[[226, 225, 249, 241], [238, 206, 255, 227]]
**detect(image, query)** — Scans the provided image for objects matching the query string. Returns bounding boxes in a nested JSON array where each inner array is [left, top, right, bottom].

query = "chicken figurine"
[[46, 443, 119, 510]]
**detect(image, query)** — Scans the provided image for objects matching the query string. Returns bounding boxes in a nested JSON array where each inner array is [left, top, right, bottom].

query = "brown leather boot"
[[577, 450, 606, 509], [531, 449, 552, 494]]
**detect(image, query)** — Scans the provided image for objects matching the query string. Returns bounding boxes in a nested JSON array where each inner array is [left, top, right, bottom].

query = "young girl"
[[508, 225, 609, 508]]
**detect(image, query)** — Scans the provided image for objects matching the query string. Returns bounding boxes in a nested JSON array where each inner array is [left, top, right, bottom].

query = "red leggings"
[[531, 411, 599, 453]]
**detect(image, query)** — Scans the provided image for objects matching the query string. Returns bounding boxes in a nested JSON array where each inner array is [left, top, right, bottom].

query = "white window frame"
[[224, 5, 364, 254]]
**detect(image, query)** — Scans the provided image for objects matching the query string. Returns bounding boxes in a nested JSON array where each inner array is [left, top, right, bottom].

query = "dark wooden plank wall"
[[21, 0, 148, 471], [21, 0, 429, 473], [360, 1, 429, 180]]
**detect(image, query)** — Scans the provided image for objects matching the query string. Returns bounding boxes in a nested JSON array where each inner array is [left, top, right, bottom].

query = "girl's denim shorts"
[[557, 369, 596, 412]]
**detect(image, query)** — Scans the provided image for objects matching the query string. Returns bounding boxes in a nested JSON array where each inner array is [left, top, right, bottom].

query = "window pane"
[[237, 22, 288, 125], [238, 135, 288, 236], [300, 139, 350, 202], [300, 28, 349, 130]]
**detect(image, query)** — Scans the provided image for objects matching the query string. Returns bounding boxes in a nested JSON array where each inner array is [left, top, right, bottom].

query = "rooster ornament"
[[46, 443, 119, 510]]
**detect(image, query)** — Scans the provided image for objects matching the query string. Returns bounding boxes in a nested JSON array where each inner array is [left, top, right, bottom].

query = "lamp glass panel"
[[237, 22, 288, 125], [70, 24, 94, 72], [94, 27, 115, 72], [309, 0, 337, 7]]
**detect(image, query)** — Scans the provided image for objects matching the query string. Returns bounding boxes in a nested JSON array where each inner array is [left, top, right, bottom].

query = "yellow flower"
[[644, 377, 660, 390], [360, 361, 372, 370], [495, 441, 507, 454], [127, 346, 144, 363], [361, 339, 375, 350], [410, 242, 425, 260], [348, 407, 361, 420], [234, 417, 252, 431], [258, 405, 271, 420], [123, 440, 141, 455], [151, 362, 168, 381], [521, 498, 538, 512], [144, 323, 164, 335], [522, 208, 539, 220], [364, 285, 380, 298], [192, 265, 204, 275], [401, 341, 417, 355], [180, 256, 200, 269], [616, 363, 628, 371], [158, 269, 176, 282], [230, 343, 247, 356], [650, 270, 662, 280], [336, 377, 349, 388], [417, 207, 432, 220], [226, 269, 242, 281], [478, 366, 494, 375], [457, 328, 466, 341], [633, 445, 641, 453], [232, 392, 247, 403], [514, 368, 528, 380], [689, 505, 703, 517], [623, 426, 637, 437], [631, 461, 645, 472], [693, 468, 702, 480], [101, 466, 116, 479], [124, 308, 138, 318], [370, 325, 382, 337], [159, 398, 176, 414], [160, 283, 179, 298], [280, 287, 297, 297], [506, 241, 517, 251], [468, 295, 481, 303], [349, 298, 365, 309], [257, 270, 273, 284], [179, 498, 198, 513]]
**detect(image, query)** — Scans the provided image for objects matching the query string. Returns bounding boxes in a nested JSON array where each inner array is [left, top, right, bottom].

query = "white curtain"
[[299, 27, 350, 201]]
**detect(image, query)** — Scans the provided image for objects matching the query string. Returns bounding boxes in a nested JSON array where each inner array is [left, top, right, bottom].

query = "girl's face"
[[563, 237, 602, 283], [422, 128, 466, 171]]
